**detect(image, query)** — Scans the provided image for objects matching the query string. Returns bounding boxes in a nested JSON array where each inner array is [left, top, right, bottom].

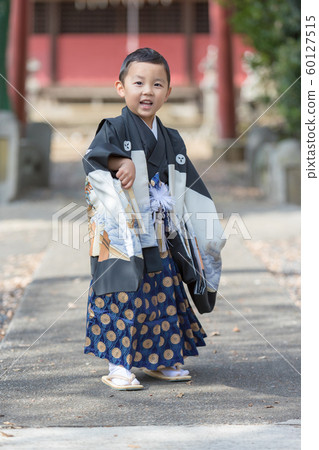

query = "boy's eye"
[[134, 81, 143, 86], [154, 83, 163, 87]]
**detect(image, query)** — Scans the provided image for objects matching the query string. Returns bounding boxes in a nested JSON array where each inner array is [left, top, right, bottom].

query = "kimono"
[[83, 106, 226, 370]]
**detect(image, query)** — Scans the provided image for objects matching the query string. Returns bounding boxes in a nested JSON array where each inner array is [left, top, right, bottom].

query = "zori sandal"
[[101, 373, 144, 390], [143, 368, 192, 382]]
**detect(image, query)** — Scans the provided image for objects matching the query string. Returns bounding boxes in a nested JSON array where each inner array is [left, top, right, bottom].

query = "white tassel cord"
[[149, 183, 175, 213]]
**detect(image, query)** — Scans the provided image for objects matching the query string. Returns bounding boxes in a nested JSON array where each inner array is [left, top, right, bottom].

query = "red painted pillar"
[[7, 0, 30, 129], [209, 1, 236, 139]]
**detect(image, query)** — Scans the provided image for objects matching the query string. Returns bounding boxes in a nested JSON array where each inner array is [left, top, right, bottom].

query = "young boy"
[[83, 48, 225, 390]]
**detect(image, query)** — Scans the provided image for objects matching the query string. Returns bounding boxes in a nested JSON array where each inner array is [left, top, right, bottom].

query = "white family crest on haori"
[[124, 140, 132, 151], [176, 154, 186, 165]]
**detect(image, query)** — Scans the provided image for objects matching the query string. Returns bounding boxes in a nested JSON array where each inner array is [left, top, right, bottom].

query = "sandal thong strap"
[[106, 373, 136, 383]]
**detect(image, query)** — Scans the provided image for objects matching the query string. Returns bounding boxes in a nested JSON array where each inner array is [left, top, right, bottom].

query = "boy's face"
[[115, 62, 171, 128]]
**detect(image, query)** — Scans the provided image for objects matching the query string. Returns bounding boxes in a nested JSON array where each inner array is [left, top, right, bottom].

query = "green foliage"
[[219, 0, 301, 136]]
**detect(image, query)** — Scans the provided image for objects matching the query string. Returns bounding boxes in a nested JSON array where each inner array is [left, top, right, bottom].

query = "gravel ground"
[[245, 238, 301, 308], [0, 253, 44, 341]]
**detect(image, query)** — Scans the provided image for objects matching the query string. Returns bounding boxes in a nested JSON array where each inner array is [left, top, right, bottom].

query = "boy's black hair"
[[119, 47, 171, 87]]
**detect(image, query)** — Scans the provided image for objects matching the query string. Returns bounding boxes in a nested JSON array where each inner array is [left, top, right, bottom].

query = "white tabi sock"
[[108, 362, 140, 386]]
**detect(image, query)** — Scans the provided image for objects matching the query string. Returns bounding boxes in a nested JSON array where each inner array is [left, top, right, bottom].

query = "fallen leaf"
[[274, 401, 280, 404], [67, 302, 77, 309], [258, 356, 267, 360], [233, 327, 240, 332], [248, 403, 253, 407], [186, 381, 192, 385], [213, 350, 218, 354], [265, 405, 274, 408], [210, 331, 220, 336], [0, 431, 14, 437], [176, 393, 184, 398]]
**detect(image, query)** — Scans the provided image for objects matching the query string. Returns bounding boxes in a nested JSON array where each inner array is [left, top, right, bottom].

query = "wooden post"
[[7, 0, 30, 129], [184, 0, 194, 85], [49, 1, 60, 84], [209, 1, 236, 139], [127, 0, 139, 54]]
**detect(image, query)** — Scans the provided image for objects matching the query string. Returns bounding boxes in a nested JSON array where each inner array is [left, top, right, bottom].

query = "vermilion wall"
[[28, 33, 250, 87]]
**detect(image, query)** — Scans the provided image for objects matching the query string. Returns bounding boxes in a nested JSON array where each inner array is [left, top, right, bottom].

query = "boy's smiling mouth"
[[140, 100, 154, 110]]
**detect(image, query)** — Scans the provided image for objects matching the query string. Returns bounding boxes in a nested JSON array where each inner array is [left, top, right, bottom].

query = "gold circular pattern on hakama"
[[151, 296, 158, 306], [173, 276, 179, 286], [110, 303, 119, 314], [125, 309, 134, 320], [137, 313, 147, 323], [116, 319, 125, 330], [143, 283, 151, 294], [88, 307, 95, 319], [134, 352, 142, 362], [91, 325, 101, 335], [159, 336, 165, 346], [145, 299, 150, 309], [101, 313, 111, 324], [141, 324, 149, 335], [148, 272, 155, 278], [122, 336, 130, 347], [186, 329, 194, 339], [163, 277, 173, 288], [97, 341, 106, 352], [149, 311, 156, 321], [157, 292, 166, 303], [135, 297, 142, 308], [166, 305, 177, 316], [130, 326, 137, 336], [118, 292, 129, 303], [178, 315, 185, 325], [170, 333, 181, 345], [164, 349, 174, 360], [179, 303, 186, 313], [95, 297, 105, 308], [191, 322, 200, 332], [106, 330, 116, 341], [161, 321, 170, 331], [184, 341, 192, 350], [148, 353, 159, 364], [153, 324, 161, 335], [126, 354, 132, 365], [85, 337, 91, 346], [112, 347, 122, 358], [143, 339, 153, 349], [89, 286, 93, 296], [132, 339, 138, 350]]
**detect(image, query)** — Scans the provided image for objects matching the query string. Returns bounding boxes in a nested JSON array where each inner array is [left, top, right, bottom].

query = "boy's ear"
[[115, 80, 125, 98], [165, 86, 172, 102]]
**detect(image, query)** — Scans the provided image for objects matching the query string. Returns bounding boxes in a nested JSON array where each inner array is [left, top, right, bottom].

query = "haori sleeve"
[[82, 119, 130, 176], [184, 155, 226, 294]]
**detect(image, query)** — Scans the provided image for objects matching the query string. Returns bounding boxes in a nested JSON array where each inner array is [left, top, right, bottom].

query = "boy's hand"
[[116, 158, 136, 189]]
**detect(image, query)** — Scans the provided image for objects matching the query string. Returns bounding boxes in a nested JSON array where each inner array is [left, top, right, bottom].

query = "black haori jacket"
[[82, 107, 226, 314]]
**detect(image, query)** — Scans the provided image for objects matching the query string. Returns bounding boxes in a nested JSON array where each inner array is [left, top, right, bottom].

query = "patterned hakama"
[[84, 249, 207, 370]]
